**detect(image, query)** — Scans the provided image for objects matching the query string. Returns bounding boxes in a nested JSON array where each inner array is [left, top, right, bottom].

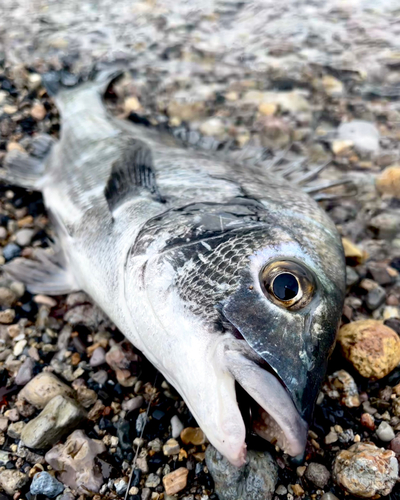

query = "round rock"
[[376, 421, 395, 442], [305, 462, 330, 489], [30, 471, 64, 498], [333, 442, 398, 497], [337, 320, 400, 379]]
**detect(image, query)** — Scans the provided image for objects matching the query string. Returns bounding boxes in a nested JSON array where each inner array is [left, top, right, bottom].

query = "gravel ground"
[[1, 1, 400, 499]]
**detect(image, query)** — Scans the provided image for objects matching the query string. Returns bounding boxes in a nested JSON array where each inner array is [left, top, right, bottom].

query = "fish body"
[[3, 70, 346, 466]]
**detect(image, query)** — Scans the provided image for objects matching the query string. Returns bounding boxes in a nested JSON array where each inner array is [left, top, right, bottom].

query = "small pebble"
[[305, 463, 330, 488], [15, 228, 34, 246], [376, 421, 395, 442], [145, 473, 161, 488], [171, 415, 184, 439], [30, 471, 64, 498], [3, 243, 21, 261], [0, 309, 15, 324], [163, 438, 180, 456], [180, 427, 206, 445], [90, 346, 106, 367], [163, 468, 189, 496]]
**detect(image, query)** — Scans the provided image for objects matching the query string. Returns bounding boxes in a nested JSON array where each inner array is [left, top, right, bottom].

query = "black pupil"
[[273, 273, 299, 301]]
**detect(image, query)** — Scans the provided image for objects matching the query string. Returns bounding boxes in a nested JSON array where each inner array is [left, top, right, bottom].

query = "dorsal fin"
[[104, 138, 163, 212]]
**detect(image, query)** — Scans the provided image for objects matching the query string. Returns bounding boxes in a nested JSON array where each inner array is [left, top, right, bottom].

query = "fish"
[[1, 66, 346, 467]]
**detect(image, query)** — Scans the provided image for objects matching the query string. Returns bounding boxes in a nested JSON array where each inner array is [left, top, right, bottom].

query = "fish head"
[[127, 199, 345, 466]]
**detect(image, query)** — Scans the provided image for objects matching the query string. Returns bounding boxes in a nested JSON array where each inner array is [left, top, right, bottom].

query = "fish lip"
[[223, 335, 308, 457]]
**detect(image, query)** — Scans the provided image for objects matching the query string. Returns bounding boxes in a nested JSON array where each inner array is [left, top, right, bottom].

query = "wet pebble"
[[163, 438, 180, 456], [46, 430, 106, 494], [376, 165, 400, 198], [18, 372, 74, 409], [337, 320, 400, 379], [90, 346, 106, 367], [0, 469, 28, 495], [15, 357, 34, 385], [30, 471, 64, 498], [0, 287, 17, 307], [171, 415, 184, 439], [0, 308, 15, 324], [180, 427, 206, 445], [365, 285, 386, 311], [333, 442, 398, 497], [163, 467, 189, 496], [205, 445, 277, 500], [305, 463, 330, 489], [21, 395, 85, 448], [376, 421, 395, 442], [3, 243, 21, 261], [337, 120, 380, 155], [145, 473, 161, 488], [15, 228, 34, 246]]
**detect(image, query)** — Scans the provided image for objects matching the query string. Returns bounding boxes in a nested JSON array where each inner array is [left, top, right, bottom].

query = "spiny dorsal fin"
[[104, 138, 163, 213]]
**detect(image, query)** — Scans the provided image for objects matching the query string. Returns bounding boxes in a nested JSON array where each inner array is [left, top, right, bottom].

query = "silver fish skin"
[[2, 71, 346, 467]]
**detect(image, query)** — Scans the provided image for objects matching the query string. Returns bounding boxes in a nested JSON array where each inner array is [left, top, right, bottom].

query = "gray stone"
[[3, 243, 21, 261], [114, 477, 128, 495], [365, 286, 386, 311], [141, 487, 151, 500], [305, 462, 330, 488], [145, 472, 160, 488], [90, 346, 106, 367], [122, 395, 143, 412], [337, 120, 380, 155], [15, 228, 34, 247], [0, 469, 28, 495], [21, 395, 85, 448], [205, 445, 278, 500], [320, 494, 339, 500], [15, 356, 35, 385], [377, 421, 395, 442], [346, 267, 359, 287], [30, 471, 64, 498], [275, 485, 287, 495], [46, 429, 106, 494], [171, 415, 184, 439]]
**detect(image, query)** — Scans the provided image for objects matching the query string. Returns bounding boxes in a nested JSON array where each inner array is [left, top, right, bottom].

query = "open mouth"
[[224, 333, 308, 458]]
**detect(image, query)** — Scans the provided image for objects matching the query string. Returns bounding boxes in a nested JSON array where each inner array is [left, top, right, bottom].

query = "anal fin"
[[104, 138, 163, 212], [2, 248, 79, 295]]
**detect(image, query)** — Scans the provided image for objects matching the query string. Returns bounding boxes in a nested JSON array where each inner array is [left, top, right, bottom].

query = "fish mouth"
[[224, 334, 308, 458]]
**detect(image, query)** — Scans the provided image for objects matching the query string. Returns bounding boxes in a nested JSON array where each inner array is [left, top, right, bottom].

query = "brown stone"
[[180, 427, 206, 446], [162, 467, 189, 495], [376, 165, 400, 198], [342, 238, 367, 265], [360, 413, 376, 431], [291, 484, 305, 496], [31, 103, 46, 121], [337, 320, 400, 379]]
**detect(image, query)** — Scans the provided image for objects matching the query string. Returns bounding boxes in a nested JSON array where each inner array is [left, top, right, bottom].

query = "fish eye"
[[260, 260, 316, 310]]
